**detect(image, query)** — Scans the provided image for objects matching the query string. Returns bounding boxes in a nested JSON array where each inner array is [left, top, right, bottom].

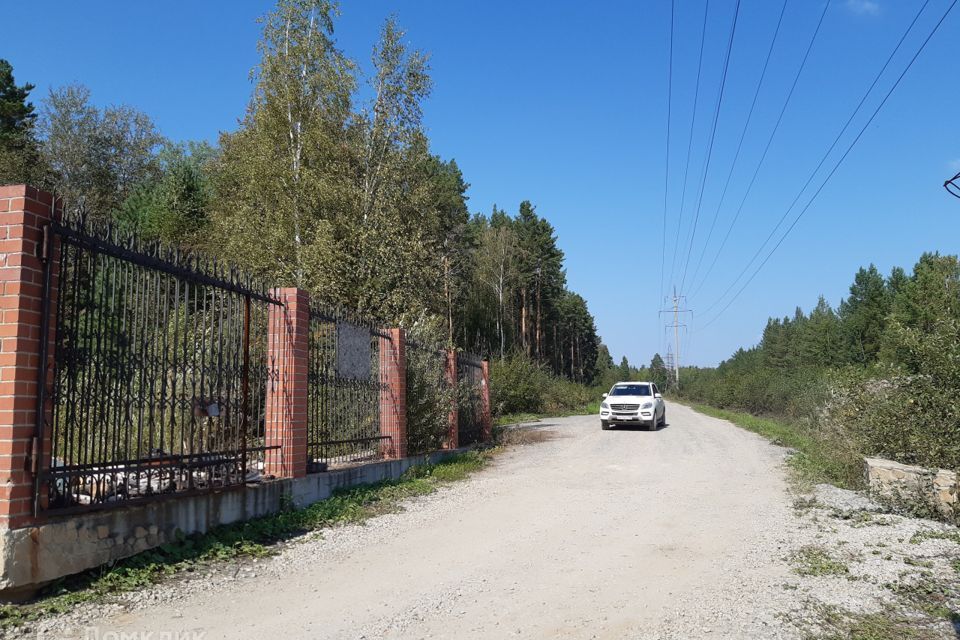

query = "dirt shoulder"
[[14, 404, 960, 639]]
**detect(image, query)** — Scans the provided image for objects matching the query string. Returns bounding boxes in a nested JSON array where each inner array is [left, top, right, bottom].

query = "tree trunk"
[[535, 280, 542, 361], [521, 287, 528, 357]]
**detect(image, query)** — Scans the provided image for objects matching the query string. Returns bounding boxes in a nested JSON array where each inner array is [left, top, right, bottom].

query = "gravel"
[[12, 404, 960, 639]]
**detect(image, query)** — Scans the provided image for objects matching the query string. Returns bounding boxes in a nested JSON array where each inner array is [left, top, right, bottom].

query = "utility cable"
[[700, 0, 935, 319], [667, 0, 711, 293], [699, 0, 957, 330], [659, 0, 676, 309], [678, 0, 742, 296], [686, 0, 789, 298], [688, 0, 831, 303]]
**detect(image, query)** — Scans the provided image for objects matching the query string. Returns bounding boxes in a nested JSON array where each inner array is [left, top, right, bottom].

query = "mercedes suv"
[[599, 381, 665, 430]]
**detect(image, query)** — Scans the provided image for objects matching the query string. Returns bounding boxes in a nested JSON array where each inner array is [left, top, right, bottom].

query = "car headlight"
[[641, 402, 653, 409], [600, 402, 609, 409]]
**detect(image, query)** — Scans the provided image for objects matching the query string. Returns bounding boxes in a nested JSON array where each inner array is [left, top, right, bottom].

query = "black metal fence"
[[31, 214, 488, 512], [37, 215, 280, 513], [457, 353, 484, 446], [405, 338, 452, 455], [306, 307, 390, 469]]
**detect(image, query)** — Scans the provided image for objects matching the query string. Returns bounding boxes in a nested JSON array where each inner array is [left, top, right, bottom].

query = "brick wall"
[[445, 349, 458, 449], [0, 186, 59, 528], [379, 328, 407, 459], [264, 288, 310, 479]]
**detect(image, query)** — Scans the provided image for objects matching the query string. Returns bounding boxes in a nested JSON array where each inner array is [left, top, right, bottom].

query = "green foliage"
[[39, 83, 165, 214], [115, 142, 216, 246], [0, 59, 35, 138], [649, 353, 669, 389], [791, 545, 849, 577], [404, 323, 456, 455], [681, 252, 960, 481], [489, 352, 593, 417], [0, 59, 47, 185], [8, 2, 605, 394]]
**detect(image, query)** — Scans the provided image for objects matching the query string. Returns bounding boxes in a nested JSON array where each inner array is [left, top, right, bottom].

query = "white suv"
[[599, 381, 665, 431]]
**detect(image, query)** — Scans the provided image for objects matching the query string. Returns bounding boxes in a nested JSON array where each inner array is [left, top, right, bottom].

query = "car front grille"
[[610, 404, 640, 411]]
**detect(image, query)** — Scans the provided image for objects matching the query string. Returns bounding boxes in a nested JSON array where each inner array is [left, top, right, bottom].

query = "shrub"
[[489, 352, 550, 415], [489, 352, 594, 417]]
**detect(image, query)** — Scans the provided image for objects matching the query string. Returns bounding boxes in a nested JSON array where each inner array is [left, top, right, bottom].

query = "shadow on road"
[[604, 423, 670, 432]]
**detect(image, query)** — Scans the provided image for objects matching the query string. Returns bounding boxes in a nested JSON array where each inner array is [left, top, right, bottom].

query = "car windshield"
[[611, 384, 651, 397]]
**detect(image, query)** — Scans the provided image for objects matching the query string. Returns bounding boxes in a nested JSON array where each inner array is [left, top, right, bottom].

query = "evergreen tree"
[[650, 353, 669, 389], [0, 59, 46, 185], [839, 265, 890, 364]]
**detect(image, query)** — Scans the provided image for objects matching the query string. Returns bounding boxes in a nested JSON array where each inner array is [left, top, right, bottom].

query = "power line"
[[699, 0, 938, 321], [699, 0, 958, 331], [688, 0, 832, 303], [678, 0, 742, 296], [685, 0, 789, 296], [667, 0, 711, 293], [659, 0, 676, 308]]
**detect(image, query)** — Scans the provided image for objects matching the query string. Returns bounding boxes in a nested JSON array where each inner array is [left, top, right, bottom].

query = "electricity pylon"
[[659, 287, 691, 388]]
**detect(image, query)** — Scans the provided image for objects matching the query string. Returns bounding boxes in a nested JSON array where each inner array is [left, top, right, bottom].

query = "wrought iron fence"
[[457, 353, 484, 446], [404, 338, 452, 455], [306, 307, 390, 469], [37, 214, 280, 513]]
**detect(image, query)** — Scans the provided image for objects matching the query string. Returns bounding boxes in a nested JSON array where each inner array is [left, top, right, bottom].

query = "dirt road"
[[81, 403, 810, 639]]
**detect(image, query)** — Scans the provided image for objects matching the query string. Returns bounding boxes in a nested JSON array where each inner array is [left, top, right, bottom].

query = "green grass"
[[687, 403, 860, 489], [0, 450, 491, 630], [495, 400, 599, 427], [791, 545, 850, 577], [910, 529, 960, 545], [495, 412, 544, 426]]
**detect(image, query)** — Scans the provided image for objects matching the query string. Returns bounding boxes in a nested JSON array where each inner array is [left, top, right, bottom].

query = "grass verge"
[[495, 400, 599, 428], [686, 403, 860, 489], [0, 450, 492, 630]]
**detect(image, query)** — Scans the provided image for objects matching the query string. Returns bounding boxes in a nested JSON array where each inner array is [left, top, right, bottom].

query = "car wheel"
[[661, 409, 666, 427], [601, 420, 610, 430]]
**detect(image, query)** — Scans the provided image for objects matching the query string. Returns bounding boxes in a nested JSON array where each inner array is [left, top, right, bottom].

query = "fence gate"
[[306, 308, 390, 469], [35, 216, 280, 513], [457, 353, 484, 446]]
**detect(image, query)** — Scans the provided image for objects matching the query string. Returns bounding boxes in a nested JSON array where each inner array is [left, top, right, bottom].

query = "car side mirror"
[[654, 393, 662, 399], [601, 393, 608, 399]]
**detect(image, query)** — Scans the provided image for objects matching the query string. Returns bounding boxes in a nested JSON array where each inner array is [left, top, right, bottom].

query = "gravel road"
[[35, 402, 960, 639]]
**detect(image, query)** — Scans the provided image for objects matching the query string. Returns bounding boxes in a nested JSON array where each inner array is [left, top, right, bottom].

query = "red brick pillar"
[[0, 185, 58, 527], [264, 288, 309, 479], [379, 328, 407, 459], [480, 359, 492, 443], [445, 349, 458, 449]]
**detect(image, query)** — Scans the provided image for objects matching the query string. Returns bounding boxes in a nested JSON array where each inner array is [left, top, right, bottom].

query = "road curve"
[[95, 403, 802, 639]]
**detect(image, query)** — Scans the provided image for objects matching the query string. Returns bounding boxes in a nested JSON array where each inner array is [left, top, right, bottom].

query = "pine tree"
[[0, 59, 46, 185]]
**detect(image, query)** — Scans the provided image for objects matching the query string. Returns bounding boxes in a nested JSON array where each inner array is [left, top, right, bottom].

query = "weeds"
[[792, 546, 850, 577], [925, 524, 960, 542]]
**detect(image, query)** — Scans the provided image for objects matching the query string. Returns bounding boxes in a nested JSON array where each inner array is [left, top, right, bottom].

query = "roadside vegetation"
[[677, 254, 960, 495], [490, 348, 671, 425], [0, 451, 491, 631], [0, 0, 607, 421]]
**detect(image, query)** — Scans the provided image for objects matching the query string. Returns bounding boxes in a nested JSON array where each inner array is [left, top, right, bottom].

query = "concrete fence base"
[[0, 448, 470, 600], [864, 457, 958, 517]]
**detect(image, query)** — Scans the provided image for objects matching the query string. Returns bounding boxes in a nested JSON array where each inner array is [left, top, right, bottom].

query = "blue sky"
[[5, 0, 959, 366]]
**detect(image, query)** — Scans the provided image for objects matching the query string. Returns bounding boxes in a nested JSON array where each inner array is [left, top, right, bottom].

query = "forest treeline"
[[0, 0, 605, 402], [679, 253, 960, 483]]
